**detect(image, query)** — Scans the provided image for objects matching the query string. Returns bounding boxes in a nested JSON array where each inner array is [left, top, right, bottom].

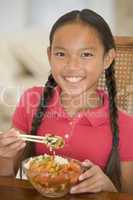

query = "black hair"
[[22, 9, 121, 191]]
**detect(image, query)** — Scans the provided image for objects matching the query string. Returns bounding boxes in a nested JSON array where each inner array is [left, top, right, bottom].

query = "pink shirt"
[[12, 86, 133, 169]]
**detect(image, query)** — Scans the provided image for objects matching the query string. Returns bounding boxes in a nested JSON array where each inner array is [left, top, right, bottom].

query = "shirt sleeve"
[[119, 112, 133, 161], [12, 88, 31, 133]]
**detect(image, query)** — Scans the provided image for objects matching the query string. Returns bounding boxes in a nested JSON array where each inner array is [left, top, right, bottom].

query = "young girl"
[[0, 9, 133, 194]]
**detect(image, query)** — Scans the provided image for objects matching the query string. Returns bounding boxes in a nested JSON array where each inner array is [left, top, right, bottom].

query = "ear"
[[47, 47, 52, 65], [103, 48, 116, 70]]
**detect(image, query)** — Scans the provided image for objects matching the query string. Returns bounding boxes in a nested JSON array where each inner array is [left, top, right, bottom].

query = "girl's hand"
[[0, 128, 26, 158], [70, 160, 118, 194]]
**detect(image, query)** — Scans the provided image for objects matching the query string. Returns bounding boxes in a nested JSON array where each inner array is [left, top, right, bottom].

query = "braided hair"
[[105, 62, 121, 190], [30, 74, 57, 136], [21, 9, 121, 190], [20, 74, 56, 171]]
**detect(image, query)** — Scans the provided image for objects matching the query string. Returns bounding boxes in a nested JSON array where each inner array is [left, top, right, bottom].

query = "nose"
[[66, 55, 79, 69]]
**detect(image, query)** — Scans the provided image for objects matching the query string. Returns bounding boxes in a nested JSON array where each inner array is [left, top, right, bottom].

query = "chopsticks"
[[19, 134, 45, 144]]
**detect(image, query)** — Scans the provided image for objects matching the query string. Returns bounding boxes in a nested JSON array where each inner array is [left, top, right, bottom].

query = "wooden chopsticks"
[[19, 134, 45, 144]]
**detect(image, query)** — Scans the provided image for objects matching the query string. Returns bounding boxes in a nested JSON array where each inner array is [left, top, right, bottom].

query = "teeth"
[[64, 77, 84, 83]]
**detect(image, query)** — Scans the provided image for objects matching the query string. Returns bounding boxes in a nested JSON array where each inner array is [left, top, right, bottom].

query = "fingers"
[[0, 141, 26, 157], [0, 135, 21, 147], [70, 160, 104, 194], [6, 139, 26, 151], [0, 128, 19, 137], [0, 128, 26, 158], [71, 182, 102, 193], [82, 160, 94, 167], [70, 172, 103, 194], [72, 174, 98, 190], [0, 128, 18, 140], [0, 140, 26, 157], [0, 128, 22, 146], [79, 165, 101, 181]]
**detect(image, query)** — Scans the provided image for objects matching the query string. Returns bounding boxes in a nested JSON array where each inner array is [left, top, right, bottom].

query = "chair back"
[[98, 36, 133, 114]]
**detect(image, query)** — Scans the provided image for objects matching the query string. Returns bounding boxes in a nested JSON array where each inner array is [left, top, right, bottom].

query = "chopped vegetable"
[[43, 134, 65, 149]]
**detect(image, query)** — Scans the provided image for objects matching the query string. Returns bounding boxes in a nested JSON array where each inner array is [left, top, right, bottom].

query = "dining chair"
[[98, 36, 133, 115]]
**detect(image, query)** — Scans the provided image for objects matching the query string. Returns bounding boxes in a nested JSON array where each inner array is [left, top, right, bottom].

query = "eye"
[[55, 52, 65, 57], [81, 52, 93, 58]]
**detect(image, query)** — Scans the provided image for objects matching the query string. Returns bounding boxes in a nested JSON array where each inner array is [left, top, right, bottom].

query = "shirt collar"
[[48, 86, 110, 127]]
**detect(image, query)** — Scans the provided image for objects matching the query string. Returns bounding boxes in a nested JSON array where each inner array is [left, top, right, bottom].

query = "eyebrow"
[[53, 47, 66, 50], [53, 46, 96, 51]]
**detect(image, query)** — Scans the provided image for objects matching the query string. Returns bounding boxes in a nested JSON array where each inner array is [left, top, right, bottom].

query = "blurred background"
[[0, 0, 133, 130]]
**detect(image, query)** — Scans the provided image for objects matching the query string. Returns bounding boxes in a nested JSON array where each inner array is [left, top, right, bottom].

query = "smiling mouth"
[[64, 76, 85, 83]]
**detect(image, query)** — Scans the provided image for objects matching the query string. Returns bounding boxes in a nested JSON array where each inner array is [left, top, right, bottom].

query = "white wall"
[[0, 0, 115, 34], [0, 0, 28, 33], [28, 0, 115, 35], [0, 0, 132, 36]]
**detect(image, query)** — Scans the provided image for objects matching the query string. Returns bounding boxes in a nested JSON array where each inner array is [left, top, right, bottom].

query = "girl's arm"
[[0, 127, 26, 176], [121, 161, 133, 193], [0, 149, 24, 176]]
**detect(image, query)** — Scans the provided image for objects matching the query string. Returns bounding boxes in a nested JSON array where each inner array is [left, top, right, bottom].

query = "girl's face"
[[48, 23, 114, 96]]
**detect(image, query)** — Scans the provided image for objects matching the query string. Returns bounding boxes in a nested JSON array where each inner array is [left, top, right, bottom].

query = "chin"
[[62, 87, 86, 97]]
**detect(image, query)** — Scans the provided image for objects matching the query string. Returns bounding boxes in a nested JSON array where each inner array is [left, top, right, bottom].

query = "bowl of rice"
[[23, 154, 83, 198]]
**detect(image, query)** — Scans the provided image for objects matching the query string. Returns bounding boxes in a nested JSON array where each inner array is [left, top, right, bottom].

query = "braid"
[[29, 73, 57, 155], [30, 74, 57, 135], [104, 61, 122, 191], [20, 74, 56, 177]]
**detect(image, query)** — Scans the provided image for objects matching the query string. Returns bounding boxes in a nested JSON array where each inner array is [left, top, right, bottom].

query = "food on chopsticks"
[[43, 134, 65, 149], [20, 133, 65, 149]]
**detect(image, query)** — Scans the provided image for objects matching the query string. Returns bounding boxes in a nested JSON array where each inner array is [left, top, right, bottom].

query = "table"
[[0, 176, 133, 200]]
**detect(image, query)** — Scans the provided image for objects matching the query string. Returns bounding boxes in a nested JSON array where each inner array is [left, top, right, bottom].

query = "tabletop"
[[0, 176, 133, 200]]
